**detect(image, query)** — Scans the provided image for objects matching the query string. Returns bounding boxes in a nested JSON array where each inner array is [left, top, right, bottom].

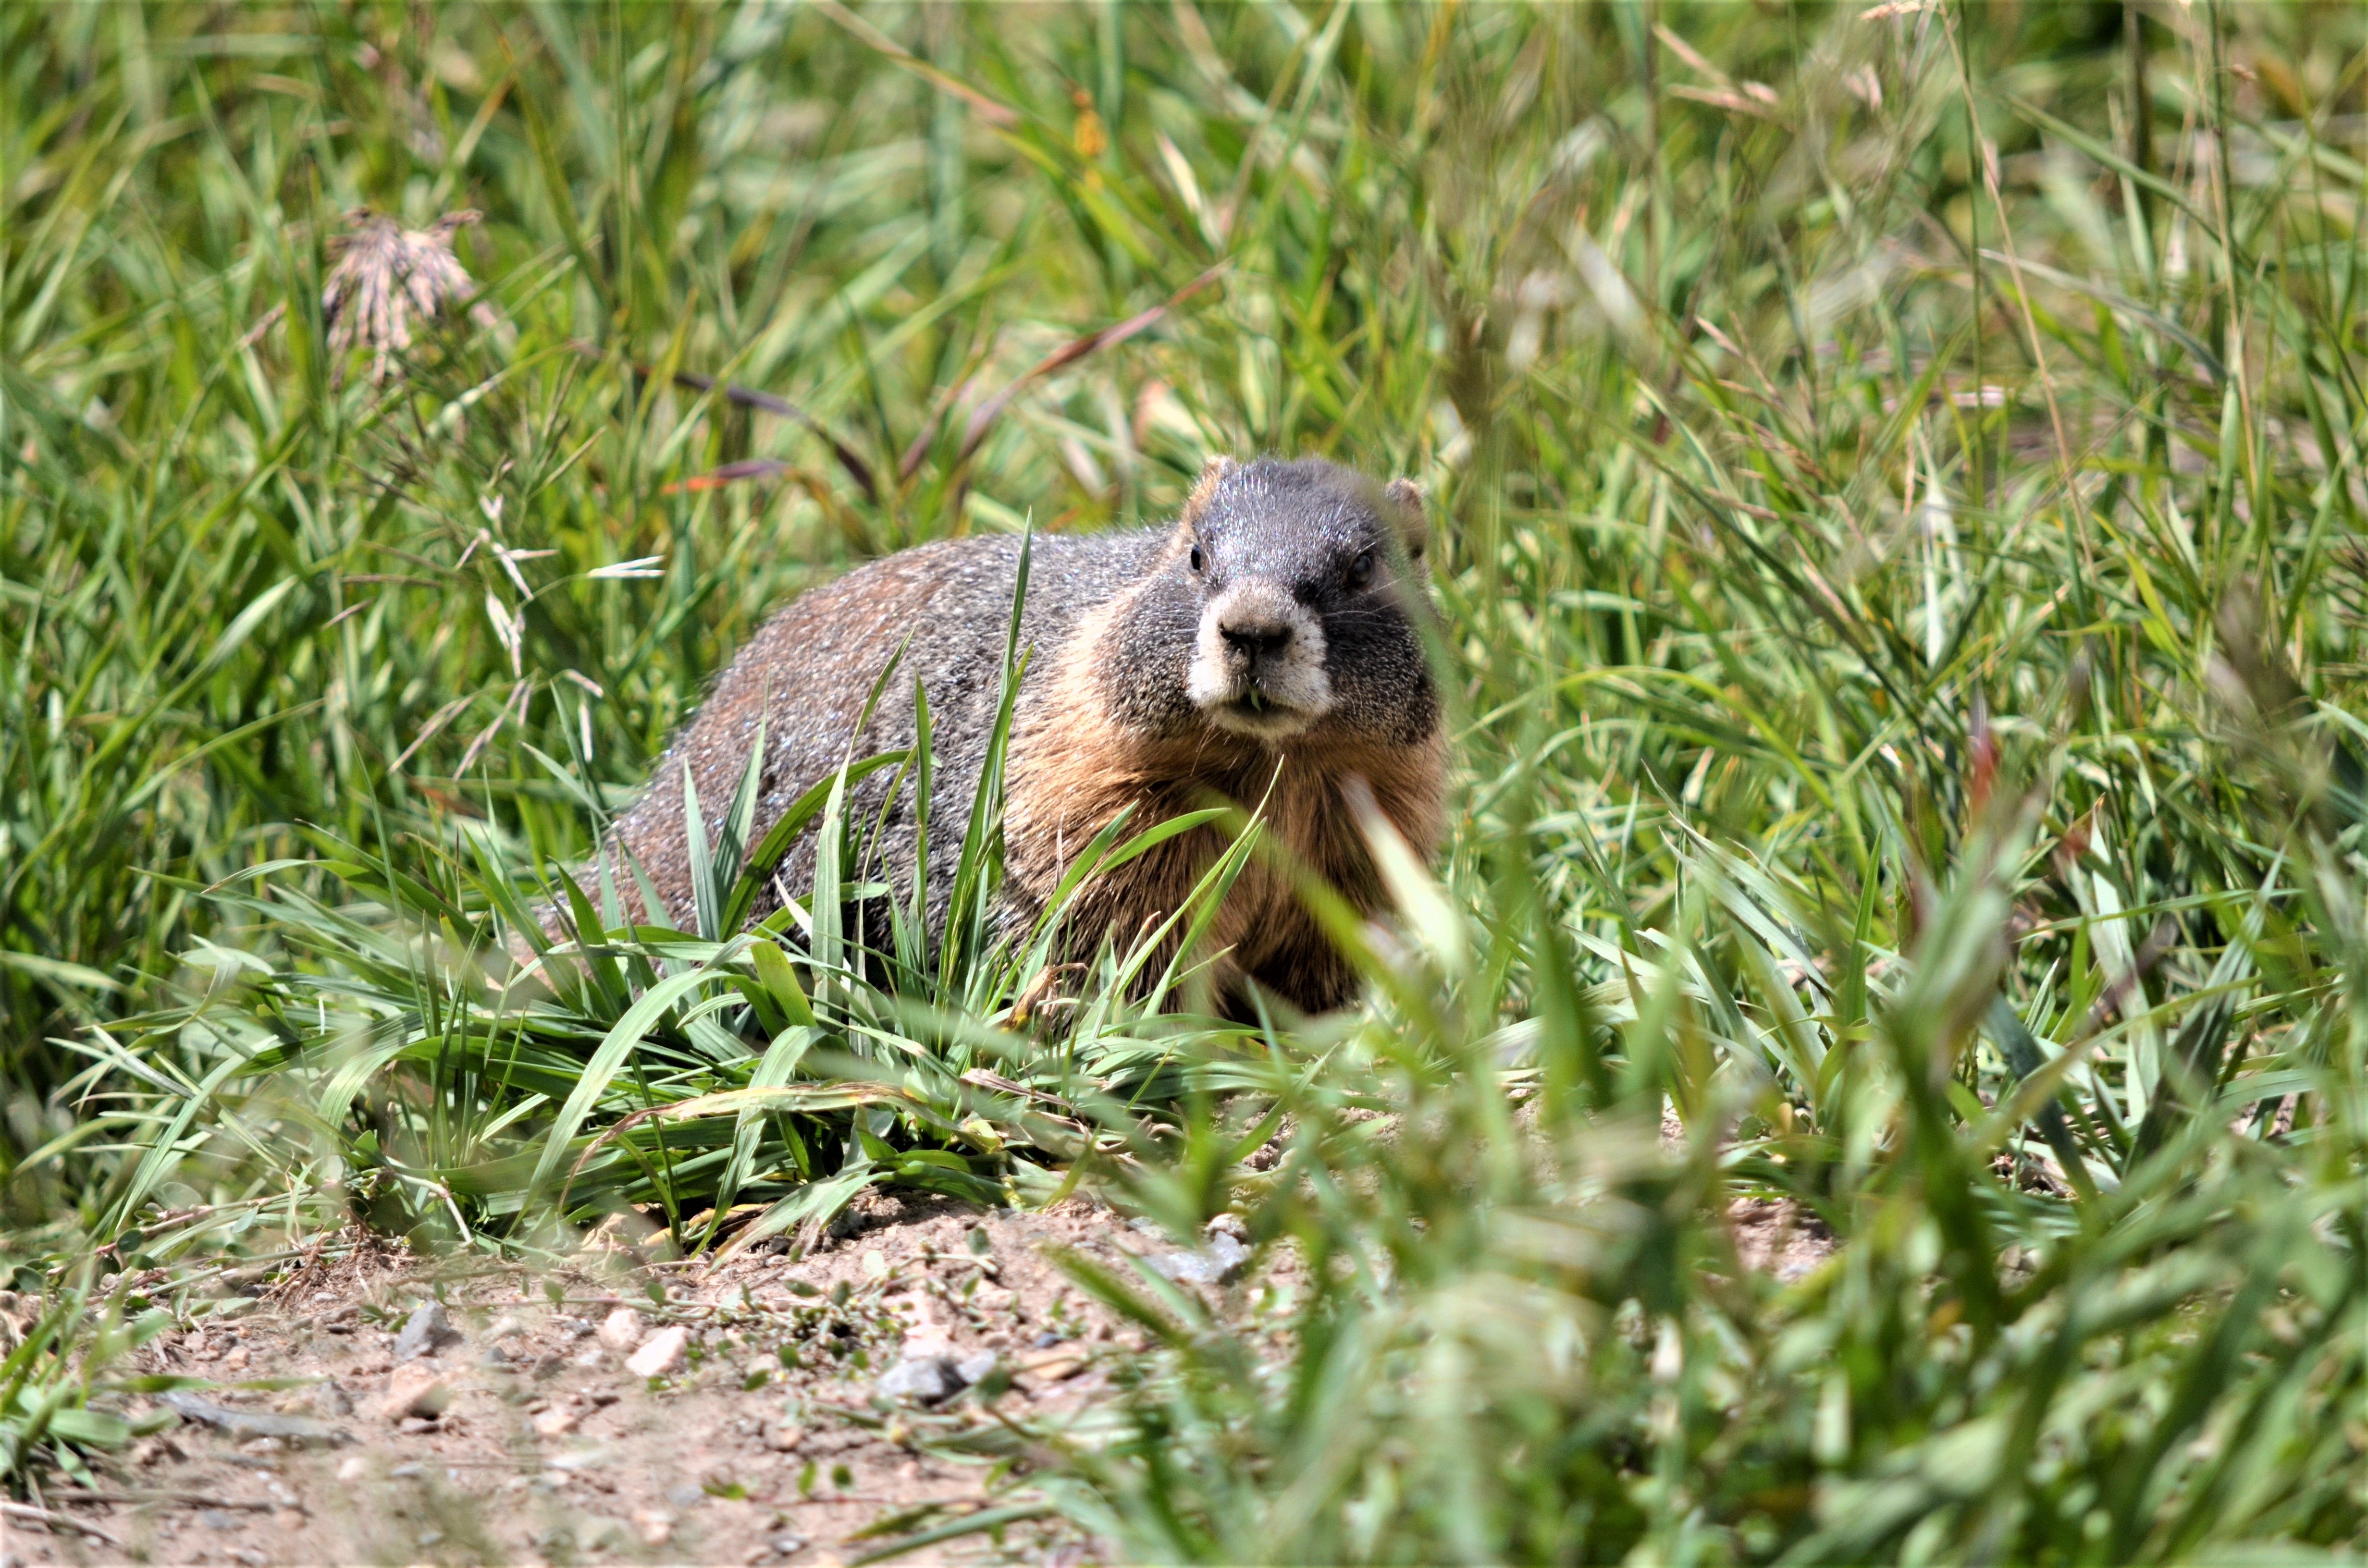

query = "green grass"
[[4, 1, 2366, 1560]]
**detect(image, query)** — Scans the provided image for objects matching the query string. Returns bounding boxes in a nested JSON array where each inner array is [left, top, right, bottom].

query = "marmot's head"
[[1100, 456, 1437, 747]]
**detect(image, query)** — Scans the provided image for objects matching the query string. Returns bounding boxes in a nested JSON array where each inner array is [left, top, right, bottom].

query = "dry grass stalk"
[[321, 208, 494, 384]]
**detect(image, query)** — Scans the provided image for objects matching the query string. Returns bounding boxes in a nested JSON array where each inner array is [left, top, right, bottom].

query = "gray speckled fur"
[[607, 529, 1160, 937], [602, 457, 1443, 1003]]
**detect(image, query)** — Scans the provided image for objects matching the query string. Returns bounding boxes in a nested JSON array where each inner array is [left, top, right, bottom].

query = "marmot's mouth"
[[1210, 686, 1319, 737]]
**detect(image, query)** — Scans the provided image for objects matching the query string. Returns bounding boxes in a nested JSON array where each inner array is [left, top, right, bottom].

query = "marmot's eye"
[[1347, 551, 1375, 588], [1188, 545, 1204, 574]]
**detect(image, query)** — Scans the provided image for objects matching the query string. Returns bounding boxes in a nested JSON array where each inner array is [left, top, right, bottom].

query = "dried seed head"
[[321, 208, 489, 384]]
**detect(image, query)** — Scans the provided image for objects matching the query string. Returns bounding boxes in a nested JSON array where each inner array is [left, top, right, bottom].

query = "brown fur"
[[1006, 572, 1447, 1012], [600, 455, 1446, 1017]]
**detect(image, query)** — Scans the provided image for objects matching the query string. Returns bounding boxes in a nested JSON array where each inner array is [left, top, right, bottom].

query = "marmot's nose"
[[1219, 616, 1293, 660]]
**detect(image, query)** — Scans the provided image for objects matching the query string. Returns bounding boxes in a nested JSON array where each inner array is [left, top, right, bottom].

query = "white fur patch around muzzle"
[[1187, 582, 1333, 738]]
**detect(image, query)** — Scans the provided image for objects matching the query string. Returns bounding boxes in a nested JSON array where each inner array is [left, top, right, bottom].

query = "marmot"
[[602, 455, 1446, 1013]]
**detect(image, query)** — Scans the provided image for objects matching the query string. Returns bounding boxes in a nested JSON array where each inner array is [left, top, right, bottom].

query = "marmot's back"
[[610, 529, 1160, 935], [604, 456, 1445, 1014]]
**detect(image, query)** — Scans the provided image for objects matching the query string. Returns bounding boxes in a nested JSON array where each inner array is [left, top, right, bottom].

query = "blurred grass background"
[[2, 1, 2364, 1559]]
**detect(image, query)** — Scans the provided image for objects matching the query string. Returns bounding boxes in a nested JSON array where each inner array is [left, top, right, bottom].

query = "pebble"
[[532, 1404, 584, 1438], [394, 1299, 459, 1360], [1147, 1231, 1252, 1286], [625, 1323, 688, 1377], [159, 1390, 350, 1448], [762, 1420, 806, 1453], [631, 1507, 674, 1545], [1013, 1348, 1087, 1387], [597, 1306, 647, 1352], [486, 1312, 526, 1340], [875, 1353, 962, 1404], [377, 1363, 452, 1421]]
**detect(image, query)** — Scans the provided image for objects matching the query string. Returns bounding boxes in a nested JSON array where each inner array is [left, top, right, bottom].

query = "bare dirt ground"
[[7, 1194, 1200, 1568], [8, 1186, 1832, 1568]]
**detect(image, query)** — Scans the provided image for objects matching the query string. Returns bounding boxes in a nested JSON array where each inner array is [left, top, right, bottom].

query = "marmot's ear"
[[1182, 456, 1236, 524], [1383, 477, 1430, 561]]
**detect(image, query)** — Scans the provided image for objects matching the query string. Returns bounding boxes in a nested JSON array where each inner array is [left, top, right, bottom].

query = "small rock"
[[398, 1416, 438, 1435], [160, 1390, 350, 1448], [876, 1353, 962, 1404], [664, 1484, 704, 1509], [631, 1507, 675, 1546], [1013, 1348, 1087, 1387], [481, 1343, 513, 1368], [597, 1306, 647, 1352], [1147, 1231, 1252, 1286], [626, 1324, 688, 1377], [201, 1509, 240, 1531], [395, 1299, 460, 1360], [762, 1420, 806, 1453], [378, 1363, 452, 1421], [955, 1351, 999, 1386], [486, 1313, 526, 1341], [313, 1380, 354, 1417], [335, 1455, 367, 1482], [1206, 1212, 1249, 1242], [543, 1446, 614, 1471], [769, 1535, 808, 1558], [862, 1248, 890, 1279], [532, 1404, 584, 1438]]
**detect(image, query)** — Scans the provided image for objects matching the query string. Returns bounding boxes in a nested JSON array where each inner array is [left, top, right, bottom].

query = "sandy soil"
[[6, 1183, 1832, 1568], [6, 1194, 1196, 1568]]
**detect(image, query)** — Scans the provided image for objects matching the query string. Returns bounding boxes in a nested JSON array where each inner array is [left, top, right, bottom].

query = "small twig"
[[49, 1488, 273, 1511], [0, 1500, 123, 1544]]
